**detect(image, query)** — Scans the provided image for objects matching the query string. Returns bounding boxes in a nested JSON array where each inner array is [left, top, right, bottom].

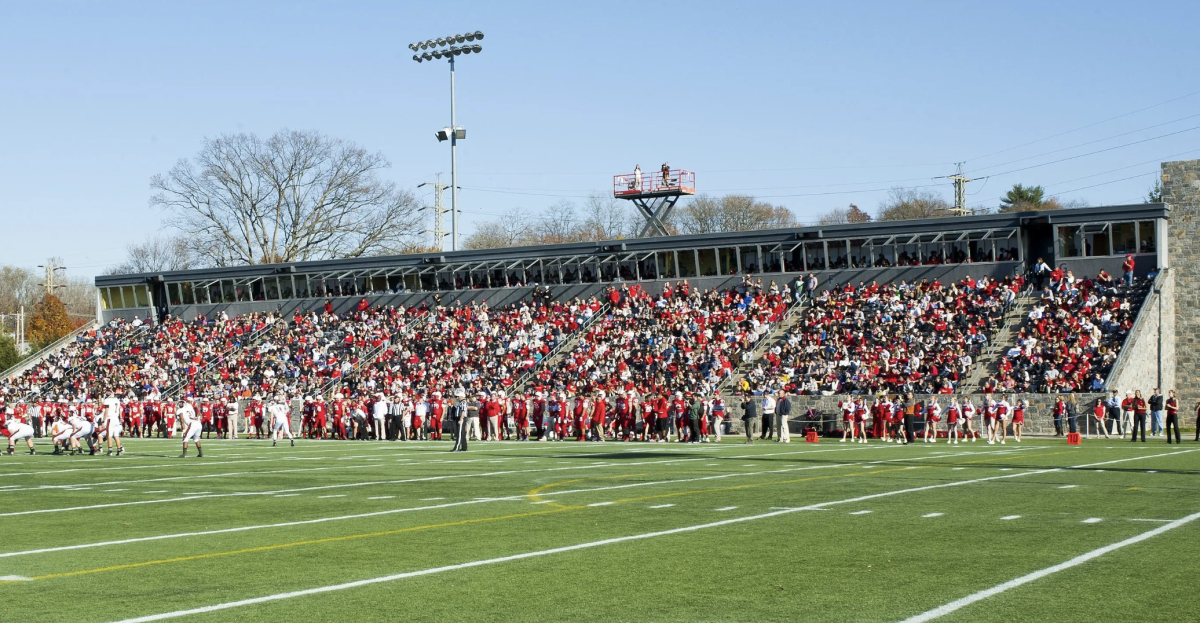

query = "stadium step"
[[719, 294, 810, 393]]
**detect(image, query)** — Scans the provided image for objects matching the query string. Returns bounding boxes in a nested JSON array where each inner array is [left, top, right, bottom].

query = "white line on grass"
[[715, 506, 738, 511], [649, 504, 674, 509], [367, 496, 394, 500], [317, 495, 345, 499], [0, 463, 849, 558], [1059, 485, 1077, 489], [897, 509, 1200, 622], [1082, 518, 1102, 524], [922, 513, 944, 518], [0, 456, 710, 518], [101, 466, 1083, 623], [850, 510, 872, 515], [1001, 515, 1021, 520], [587, 502, 614, 507], [1129, 518, 1171, 522]]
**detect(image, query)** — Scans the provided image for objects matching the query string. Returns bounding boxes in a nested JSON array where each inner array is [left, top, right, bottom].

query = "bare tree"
[[151, 130, 423, 266], [533, 200, 583, 244], [673, 194, 796, 234], [577, 193, 639, 241], [108, 235, 196, 275], [462, 208, 535, 250], [877, 187, 952, 221]]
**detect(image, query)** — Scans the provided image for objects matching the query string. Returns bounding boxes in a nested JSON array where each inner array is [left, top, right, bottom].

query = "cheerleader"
[[923, 397, 941, 443]]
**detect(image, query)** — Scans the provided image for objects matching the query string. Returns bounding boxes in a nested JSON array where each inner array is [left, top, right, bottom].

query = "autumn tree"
[[817, 203, 872, 225], [151, 130, 423, 266], [672, 194, 796, 234], [877, 187, 952, 221], [27, 293, 74, 349]]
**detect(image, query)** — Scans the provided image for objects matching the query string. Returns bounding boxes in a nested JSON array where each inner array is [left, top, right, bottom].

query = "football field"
[[1, 436, 1198, 622]]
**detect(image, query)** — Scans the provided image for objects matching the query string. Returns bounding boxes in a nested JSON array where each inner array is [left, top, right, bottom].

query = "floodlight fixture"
[[410, 30, 486, 252]]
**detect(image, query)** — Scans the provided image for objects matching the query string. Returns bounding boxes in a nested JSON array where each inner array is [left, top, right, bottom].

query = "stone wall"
[[1106, 269, 1175, 395], [1163, 159, 1200, 407], [721, 392, 1108, 437]]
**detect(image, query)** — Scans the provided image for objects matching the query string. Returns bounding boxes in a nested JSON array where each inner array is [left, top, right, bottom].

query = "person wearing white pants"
[[5, 418, 35, 454], [776, 392, 792, 443], [372, 394, 389, 441], [269, 397, 295, 447], [178, 400, 203, 458], [101, 394, 124, 456]]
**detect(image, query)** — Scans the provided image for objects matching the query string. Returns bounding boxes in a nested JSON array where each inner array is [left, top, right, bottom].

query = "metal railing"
[[160, 320, 279, 399], [0, 319, 97, 381], [716, 291, 809, 395], [317, 309, 432, 398], [510, 303, 611, 393]]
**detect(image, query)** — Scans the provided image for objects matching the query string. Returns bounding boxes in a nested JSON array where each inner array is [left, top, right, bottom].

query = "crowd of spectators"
[[526, 277, 793, 399], [738, 275, 1020, 396], [981, 268, 1148, 393]]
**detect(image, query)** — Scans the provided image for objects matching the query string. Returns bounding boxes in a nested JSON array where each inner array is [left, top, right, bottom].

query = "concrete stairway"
[[718, 296, 810, 393], [509, 304, 610, 394], [961, 292, 1037, 392]]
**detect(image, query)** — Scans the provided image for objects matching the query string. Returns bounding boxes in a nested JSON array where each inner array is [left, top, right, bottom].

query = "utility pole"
[[948, 163, 973, 216], [418, 174, 452, 251], [36, 263, 66, 297]]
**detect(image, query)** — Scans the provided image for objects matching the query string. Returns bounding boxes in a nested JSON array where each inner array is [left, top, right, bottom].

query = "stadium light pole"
[[410, 31, 483, 252]]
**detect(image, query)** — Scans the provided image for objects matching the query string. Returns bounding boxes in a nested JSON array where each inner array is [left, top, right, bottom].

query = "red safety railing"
[[613, 169, 695, 197]]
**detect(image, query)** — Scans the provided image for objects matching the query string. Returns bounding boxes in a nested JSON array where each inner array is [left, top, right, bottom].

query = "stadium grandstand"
[[3, 189, 1180, 438]]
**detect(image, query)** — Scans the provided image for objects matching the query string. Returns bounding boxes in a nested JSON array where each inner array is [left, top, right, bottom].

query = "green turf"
[[0, 436, 1197, 623]]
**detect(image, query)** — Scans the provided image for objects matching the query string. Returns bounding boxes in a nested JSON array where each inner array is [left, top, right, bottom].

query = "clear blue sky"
[[2, 1, 1198, 278]]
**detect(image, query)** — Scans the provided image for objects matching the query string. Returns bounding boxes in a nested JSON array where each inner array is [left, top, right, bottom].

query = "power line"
[[1049, 171, 1158, 197], [966, 89, 1200, 162], [968, 112, 1200, 174], [970, 124, 1200, 180]]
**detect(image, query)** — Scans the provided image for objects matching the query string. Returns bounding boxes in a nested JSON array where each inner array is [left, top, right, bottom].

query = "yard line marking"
[[850, 510, 872, 515], [318, 495, 345, 499], [1129, 518, 1172, 522], [2, 464, 374, 493], [715, 506, 738, 511], [0, 463, 849, 558], [105, 489, 128, 492], [952, 467, 966, 470], [0, 456, 711, 518], [0, 575, 29, 581], [897, 509, 1200, 622], [1059, 485, 1077, 489], [587, 502, 614, 507], [274, 494, 300, 498], [922, 513, 944, 518], [145, 491, 168, 494], [1082, 518, 1103, 524], [1146, 470, 1157, 473], [420, 497, 444, 501], [1001, 515, 1021, 520], [649, 504, 675, 509], [531, 500, 555, 505], [97, 468, 1069, 622], [367, 496, 394, 500]]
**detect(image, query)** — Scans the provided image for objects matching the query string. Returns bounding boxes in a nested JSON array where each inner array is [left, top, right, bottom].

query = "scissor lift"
[[613, 168, 696, 237]]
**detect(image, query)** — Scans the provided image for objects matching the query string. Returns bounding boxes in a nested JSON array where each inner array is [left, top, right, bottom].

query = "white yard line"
[[102, 465, 1104, 623], [0, 463, 849, 557], [897, 509, 1200, 622]]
